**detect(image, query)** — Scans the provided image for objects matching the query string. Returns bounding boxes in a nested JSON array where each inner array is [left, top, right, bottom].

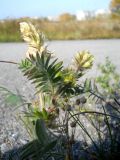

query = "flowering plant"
[[19, 22, 94, 113], [17, 22, 94, 159]]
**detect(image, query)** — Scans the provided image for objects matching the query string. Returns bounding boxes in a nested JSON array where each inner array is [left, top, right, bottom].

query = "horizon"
[[1, 0, 111, 20]]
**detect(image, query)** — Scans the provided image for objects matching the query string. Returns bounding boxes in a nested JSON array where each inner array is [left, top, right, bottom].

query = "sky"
[[0, 0, 111, 19]]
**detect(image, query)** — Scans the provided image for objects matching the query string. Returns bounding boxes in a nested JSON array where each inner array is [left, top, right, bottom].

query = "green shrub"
[[96, 57, 120, 98]]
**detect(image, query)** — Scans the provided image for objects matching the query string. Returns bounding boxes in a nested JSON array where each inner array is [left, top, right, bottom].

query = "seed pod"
[[52, 98, 56, 105], [70, 121, 76, 128], [55, 108, 59, 114], [76, 99, 80, 105], [64, 97, 68, 102], [69, 134, 75, 144], [80, 96, 87, 104], [66, 105, 72, 111]]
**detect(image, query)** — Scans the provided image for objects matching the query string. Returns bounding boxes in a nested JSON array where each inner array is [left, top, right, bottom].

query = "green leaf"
[[5, 94, 22, 106], [19, 58, 32, 71], [42, 108, 49, 120], [43, 139, 57, 153], [0, 86, 24, 106], [21, 52, 63, 95], [84, 79, 91, 92], [35, 119, 49, 145]]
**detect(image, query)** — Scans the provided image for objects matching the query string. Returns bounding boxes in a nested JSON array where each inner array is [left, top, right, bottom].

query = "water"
[[0, 39, 120, 95]]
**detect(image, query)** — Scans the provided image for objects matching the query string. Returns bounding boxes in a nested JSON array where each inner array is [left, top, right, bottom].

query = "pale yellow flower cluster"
[[64, 73, 76, 85], [20, 22, 45, 58], [73, 50, 94, 71]]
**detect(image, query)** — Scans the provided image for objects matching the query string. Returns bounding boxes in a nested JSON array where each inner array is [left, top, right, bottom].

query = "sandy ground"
[[0, 40, 120, 154]]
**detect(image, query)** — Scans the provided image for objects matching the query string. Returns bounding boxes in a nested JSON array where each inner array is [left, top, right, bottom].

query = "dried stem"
[[0, 60, 18, 65]]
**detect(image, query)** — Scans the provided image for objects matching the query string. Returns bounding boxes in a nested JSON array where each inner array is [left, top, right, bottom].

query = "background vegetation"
[[0, 15, 120, 42], [0, 0, 120, 42]]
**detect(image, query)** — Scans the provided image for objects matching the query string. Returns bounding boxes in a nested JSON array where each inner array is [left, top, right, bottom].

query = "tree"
[[58, 13, 76, 22], [110, 0, 120, 16]]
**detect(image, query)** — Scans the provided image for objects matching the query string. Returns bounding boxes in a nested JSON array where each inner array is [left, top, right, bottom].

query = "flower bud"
[[76, 99, 80, 105], [66, 105, 72, 111], [70, 121, 76, 128], [80, 96, 87, 104], [20, 22, 45, 58], [73, 50, 94, 71]]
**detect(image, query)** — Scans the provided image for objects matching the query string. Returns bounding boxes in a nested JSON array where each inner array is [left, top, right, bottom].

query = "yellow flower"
[[20, 22, 45, 58], [73, 50, 94, 71], [64, 74, 74, 84], [63, 68, 76, 86], [82, 61, 92, 68]]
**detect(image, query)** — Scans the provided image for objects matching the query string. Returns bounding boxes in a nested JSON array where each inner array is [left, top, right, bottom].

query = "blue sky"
[[0, 0, 111, 19]]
